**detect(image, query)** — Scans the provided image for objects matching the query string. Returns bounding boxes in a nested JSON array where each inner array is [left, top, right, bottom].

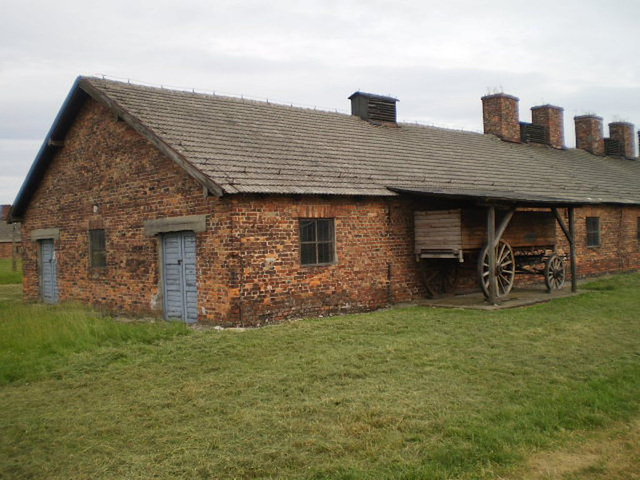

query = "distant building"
[[9, 77, 640, 324], [0, 205, 20, 259]]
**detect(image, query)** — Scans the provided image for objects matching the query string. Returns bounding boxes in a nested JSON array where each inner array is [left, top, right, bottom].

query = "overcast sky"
[[2, 0, 639, 204]]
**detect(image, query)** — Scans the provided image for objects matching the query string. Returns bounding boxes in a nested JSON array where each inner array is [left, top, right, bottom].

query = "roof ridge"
[[83, 75, 353, 118]]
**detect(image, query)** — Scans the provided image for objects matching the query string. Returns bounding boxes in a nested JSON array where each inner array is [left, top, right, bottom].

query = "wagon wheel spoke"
[[421, 260, 459, 298], [442, 263, 458, 293], [497, 243, 509, 264], [544, 254, 566, 291], [477, 240, 515, 299], [421, 266, 441, 298], [497, 271, 512, 295]]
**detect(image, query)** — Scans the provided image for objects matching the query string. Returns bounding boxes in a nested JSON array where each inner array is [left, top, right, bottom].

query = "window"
[[89, 229, 106, 267], [300, 218, 335, 266], [637, 217, 640, 245], [586, 217, 600, 247]]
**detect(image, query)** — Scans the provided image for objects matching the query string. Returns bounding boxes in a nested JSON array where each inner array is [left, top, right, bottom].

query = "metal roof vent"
[[349, 91, 398, 124], [519, 122, 546, 144]]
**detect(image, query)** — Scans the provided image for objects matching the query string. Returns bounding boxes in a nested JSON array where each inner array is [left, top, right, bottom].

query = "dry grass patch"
[[509, 418, 640, 479]]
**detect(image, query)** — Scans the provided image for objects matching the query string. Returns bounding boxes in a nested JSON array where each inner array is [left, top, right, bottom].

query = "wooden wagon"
[[414, 208, 566, 299]]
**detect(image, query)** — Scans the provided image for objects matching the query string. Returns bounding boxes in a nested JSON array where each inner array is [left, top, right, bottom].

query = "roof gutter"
[[387, 186, 614, 208]]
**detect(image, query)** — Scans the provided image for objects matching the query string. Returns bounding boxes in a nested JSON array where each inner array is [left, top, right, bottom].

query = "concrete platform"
[[413, 285, 582, 310]]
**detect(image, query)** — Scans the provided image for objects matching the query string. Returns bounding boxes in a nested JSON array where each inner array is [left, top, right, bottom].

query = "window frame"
[[89, 228, 107, 268], [585, 216, 601, 248], [299, 218, 336, 266]]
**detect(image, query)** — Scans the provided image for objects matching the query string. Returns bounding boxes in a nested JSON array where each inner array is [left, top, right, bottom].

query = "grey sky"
[[2, 0, 639, 204]]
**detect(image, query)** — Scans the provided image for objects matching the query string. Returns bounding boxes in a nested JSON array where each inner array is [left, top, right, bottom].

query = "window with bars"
[[89, 229, 106, 267], [299, 218, 335, 266], [586, 217, 600, 248]]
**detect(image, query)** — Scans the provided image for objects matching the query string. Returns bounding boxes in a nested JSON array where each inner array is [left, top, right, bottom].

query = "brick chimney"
[[531, 105, 564, 149], [482, 93, 520, 143], [608, 122, 635, 159], [349, 91, 398, 124], [574, 115, 604, 155]]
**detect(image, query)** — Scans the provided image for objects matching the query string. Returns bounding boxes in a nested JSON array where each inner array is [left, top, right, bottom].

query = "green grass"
[[0, 290, 189, 385], [1, 274, 639, 479], [0, 257, 22, 284]]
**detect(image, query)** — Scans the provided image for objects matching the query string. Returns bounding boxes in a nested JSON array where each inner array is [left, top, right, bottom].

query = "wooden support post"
[[568, 208, 577, 293], [487, 206, 497, 305], [553, 207, 578, 293]]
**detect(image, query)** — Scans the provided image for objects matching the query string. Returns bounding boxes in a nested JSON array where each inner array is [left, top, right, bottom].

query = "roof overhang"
[[387, 185, 609, 208]]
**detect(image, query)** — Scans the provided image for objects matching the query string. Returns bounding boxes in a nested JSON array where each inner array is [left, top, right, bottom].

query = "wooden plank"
[[461, 209, 555, 250], [414, 209, 462, 253]]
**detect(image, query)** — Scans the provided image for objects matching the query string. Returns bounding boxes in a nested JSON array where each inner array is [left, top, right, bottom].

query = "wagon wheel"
[[544, 253, 565, 291], [478, 240, 516, 299], [420, 259, 458, 298]]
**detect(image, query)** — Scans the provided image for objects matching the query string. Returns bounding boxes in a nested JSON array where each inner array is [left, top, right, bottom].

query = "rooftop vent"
[[349, 91, 398, 124], [604, 138, 624, 157], [519, 122, 546, 144]]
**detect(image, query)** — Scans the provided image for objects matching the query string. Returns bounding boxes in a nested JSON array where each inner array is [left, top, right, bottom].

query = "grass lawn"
[[0, 257, 22, 284], [0, 274, 639, 479]]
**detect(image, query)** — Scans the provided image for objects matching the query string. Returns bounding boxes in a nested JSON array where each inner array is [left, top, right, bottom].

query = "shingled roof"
[[11, 76, 640, 218]]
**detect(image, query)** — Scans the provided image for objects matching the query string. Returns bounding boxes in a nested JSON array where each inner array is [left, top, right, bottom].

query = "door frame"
[[39, 238, 58, 304], [161, 230, 198, 323]]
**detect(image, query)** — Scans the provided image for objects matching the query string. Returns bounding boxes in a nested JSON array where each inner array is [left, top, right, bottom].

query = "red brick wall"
[[0, 242, 13, 258], [221, 195, 424, 326], [556, 206, 640, 277], [20, 98, 426, 325], [21, 99, 235, 322]]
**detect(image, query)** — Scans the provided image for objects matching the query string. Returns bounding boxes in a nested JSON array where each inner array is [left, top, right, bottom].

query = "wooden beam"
[[553, 207, 578, 293], [493, 208, 515, 247], [552, 208, 571, 240], [487, 206, 497, 305]]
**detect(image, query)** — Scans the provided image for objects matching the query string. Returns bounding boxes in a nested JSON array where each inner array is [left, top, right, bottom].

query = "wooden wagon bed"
[[414, 208, 566, 299]]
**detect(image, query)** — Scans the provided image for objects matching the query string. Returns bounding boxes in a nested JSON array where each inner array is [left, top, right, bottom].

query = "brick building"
[[9, 77, 640, 325], [0, 205, 20, 259]]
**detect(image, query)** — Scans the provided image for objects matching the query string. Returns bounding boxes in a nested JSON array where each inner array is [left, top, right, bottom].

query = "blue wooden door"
[[162, 232, 198, 323], [40, 239, 58, 304]]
